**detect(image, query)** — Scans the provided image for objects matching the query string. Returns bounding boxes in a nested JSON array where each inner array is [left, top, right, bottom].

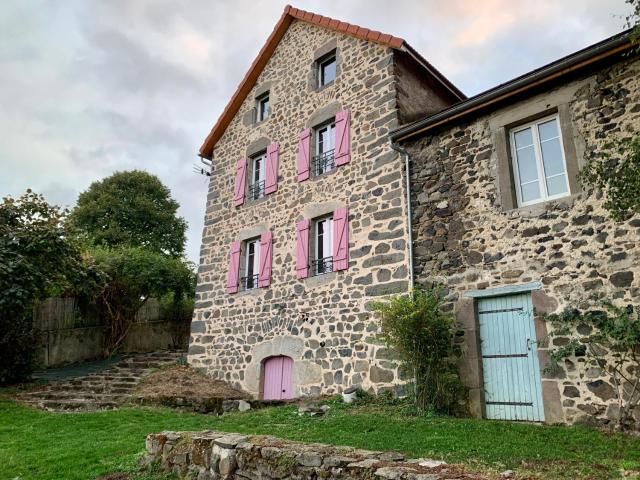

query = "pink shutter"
[[233, 158, 247, 207], [258, 231, 273, 288], [226, 240, 241, 294], [265, 142, 279, 194], [297, 129, 311, 181], [335, 109, 351, 166], [332, 208, 349, 271], [296, 219, 310, 279]]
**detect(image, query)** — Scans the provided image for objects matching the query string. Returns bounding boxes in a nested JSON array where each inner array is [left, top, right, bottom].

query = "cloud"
[[0, 0, 633, 262]]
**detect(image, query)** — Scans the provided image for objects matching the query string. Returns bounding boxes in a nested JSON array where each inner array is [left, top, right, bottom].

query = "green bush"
[[372, 288, 467, 416]]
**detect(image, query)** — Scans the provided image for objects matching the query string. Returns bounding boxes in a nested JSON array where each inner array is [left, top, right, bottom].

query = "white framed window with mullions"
[[510, 115, 570, 207]]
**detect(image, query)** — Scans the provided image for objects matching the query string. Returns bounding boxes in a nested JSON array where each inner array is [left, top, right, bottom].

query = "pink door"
[[263, 356, 294, 400]]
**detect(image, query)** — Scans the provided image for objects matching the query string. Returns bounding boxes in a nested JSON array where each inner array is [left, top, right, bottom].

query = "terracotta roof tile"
[[199, 4, 451, 157]]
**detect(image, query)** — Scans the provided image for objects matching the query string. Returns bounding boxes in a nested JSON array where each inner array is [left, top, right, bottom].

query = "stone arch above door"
[[244, 335, 322, 397]]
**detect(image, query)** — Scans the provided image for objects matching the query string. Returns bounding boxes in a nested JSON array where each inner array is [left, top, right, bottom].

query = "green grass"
[[0, 398, 639, 480]]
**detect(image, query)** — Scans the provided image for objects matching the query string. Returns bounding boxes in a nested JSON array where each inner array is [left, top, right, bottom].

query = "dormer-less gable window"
[[317, 52, 336, 87], [257, 93, 270, 122]]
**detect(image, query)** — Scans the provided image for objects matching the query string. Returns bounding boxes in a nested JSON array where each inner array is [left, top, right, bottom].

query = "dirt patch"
[[136, 365, 249, 400]]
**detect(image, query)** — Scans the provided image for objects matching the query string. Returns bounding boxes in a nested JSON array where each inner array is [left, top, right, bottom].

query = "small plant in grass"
[[372, 287, 467, 416], [544, 303, 640, 431]]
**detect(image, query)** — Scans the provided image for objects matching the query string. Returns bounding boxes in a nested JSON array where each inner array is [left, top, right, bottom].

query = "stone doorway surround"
[[245, 335, 323, 399], [456, 282, 564, 424]]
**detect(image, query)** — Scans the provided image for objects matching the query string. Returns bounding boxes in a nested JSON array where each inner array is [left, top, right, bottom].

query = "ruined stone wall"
[[404, 56, 640, 426], [145, 430, 487, 480], [189, 20, 456, 397]]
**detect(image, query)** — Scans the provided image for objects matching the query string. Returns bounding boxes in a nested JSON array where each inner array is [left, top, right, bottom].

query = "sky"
[[0, 0, 633, 262]]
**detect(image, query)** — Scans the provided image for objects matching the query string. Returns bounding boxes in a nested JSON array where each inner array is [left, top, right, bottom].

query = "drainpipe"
[[390, 142, 414, 292]]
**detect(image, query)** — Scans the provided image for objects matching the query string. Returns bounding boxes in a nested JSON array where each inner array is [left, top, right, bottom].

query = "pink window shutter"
[[332, 208, 349, 271], [335, 109, 351, 166], [226, 240, 241, 294], [265, 142, 279, 194], [297, 129, 311, 181], [296, 219, 310, 279], [258, 231, 273, 288], [233, 158, 247, 207]]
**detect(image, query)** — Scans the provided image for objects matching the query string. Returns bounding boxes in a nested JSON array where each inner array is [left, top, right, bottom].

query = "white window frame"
[[509, 114, 570, 207], [244, 238, 261, 289], [317, 53, 336, 88], [257, 93, 270, 122], [249, 152, 267, 200], [313, 120, 336, 176], [313, 216, 333, 275]]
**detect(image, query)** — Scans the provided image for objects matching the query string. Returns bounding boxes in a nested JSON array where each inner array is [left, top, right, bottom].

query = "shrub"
[[372, 288, 467, 415]]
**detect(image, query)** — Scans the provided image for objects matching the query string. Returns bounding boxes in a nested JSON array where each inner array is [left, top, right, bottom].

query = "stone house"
[[392, 30, 639, 426], [189, 5, 464, 398], [190, 4, 639, 426]]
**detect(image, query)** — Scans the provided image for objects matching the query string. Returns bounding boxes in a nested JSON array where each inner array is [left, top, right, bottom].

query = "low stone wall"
[[145, 430, 487, 480]]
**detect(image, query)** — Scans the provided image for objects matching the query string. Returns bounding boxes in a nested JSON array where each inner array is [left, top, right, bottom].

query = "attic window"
[[317, 52, 336, 87], [257, 93, 270, 122]]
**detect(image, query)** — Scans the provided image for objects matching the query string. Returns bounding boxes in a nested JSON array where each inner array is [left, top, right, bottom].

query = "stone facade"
[[145, 430, 487, 480], [402, 56, 640, 426], [189, 20, 456, 397]]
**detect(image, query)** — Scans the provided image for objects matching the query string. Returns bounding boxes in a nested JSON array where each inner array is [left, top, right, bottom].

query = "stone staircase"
[[20, 351, 185, 412]]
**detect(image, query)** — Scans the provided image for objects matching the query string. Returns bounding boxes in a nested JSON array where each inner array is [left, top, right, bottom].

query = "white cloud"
[[0, 0, 633, 262]]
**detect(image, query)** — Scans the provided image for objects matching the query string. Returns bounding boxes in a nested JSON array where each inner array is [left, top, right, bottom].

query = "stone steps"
[[20, 350, 185, 412]]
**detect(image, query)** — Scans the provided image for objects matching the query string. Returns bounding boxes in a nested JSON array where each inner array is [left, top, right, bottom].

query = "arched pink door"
[[263, 356, 293, 400]]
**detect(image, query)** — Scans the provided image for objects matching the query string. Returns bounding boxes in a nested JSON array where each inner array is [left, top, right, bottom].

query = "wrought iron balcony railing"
[[248, 180, 265, 201], [312, 149, 335, 177], [311, 256, 333, 276], [239, 274, 259, 291]]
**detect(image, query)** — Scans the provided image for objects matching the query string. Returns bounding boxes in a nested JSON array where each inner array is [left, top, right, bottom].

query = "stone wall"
[[403, 56, 640, 426], [145, 430, 487, 480], [189, 20, 455, 397], [35, 297, 189, 366]]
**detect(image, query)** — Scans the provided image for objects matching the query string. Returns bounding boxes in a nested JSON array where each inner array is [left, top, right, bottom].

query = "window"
[[241, 238, 260, 290], [313, 216, 333, 276], [257, 93, 270, 122], [249, 152, 266, 201], [317, 52, 336, 87], [313, 121, 336, 176], [510, 115, 570, 207]]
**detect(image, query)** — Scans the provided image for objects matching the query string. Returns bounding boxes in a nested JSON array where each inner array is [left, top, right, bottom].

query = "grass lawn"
[[0, 397, 639, 480]]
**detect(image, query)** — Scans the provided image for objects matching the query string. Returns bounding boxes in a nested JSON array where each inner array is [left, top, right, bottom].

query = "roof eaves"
[[391, 29, 635, 143]]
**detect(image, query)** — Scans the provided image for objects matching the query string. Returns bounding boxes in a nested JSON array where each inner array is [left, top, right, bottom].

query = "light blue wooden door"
[[478, 292, 544, 421]]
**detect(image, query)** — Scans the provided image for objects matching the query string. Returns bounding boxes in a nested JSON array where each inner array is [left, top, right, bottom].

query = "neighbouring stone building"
[[392, 31, 639, 426], [190, 4, 639, 426], [189, 5, 463, 398]]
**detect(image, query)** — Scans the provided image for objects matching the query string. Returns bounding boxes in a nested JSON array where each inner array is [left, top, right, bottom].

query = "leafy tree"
[[71, 171, 187, 256], [545, 304, 640, 431], [0, 191, 97, 384], [372, 288, 467, 415], [90, 246, 195, 355]]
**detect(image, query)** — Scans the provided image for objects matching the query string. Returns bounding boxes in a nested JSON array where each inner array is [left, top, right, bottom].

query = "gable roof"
[[199, 4, 464, 159]]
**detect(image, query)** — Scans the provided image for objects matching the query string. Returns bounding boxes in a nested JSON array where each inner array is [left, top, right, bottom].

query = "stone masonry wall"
[[404, 56, 640, 426], [145, 430, 487, 480], [189, 21, 454, 397]]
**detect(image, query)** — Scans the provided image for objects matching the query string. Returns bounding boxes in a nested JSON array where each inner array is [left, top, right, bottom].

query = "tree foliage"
[[70, 170, 187, 256], [372, 288, 467, 415], [580, 137, 640, 221], [89, 246, 195, 355], [0, 191, 98, 384], [545, 304, 640, 430]]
